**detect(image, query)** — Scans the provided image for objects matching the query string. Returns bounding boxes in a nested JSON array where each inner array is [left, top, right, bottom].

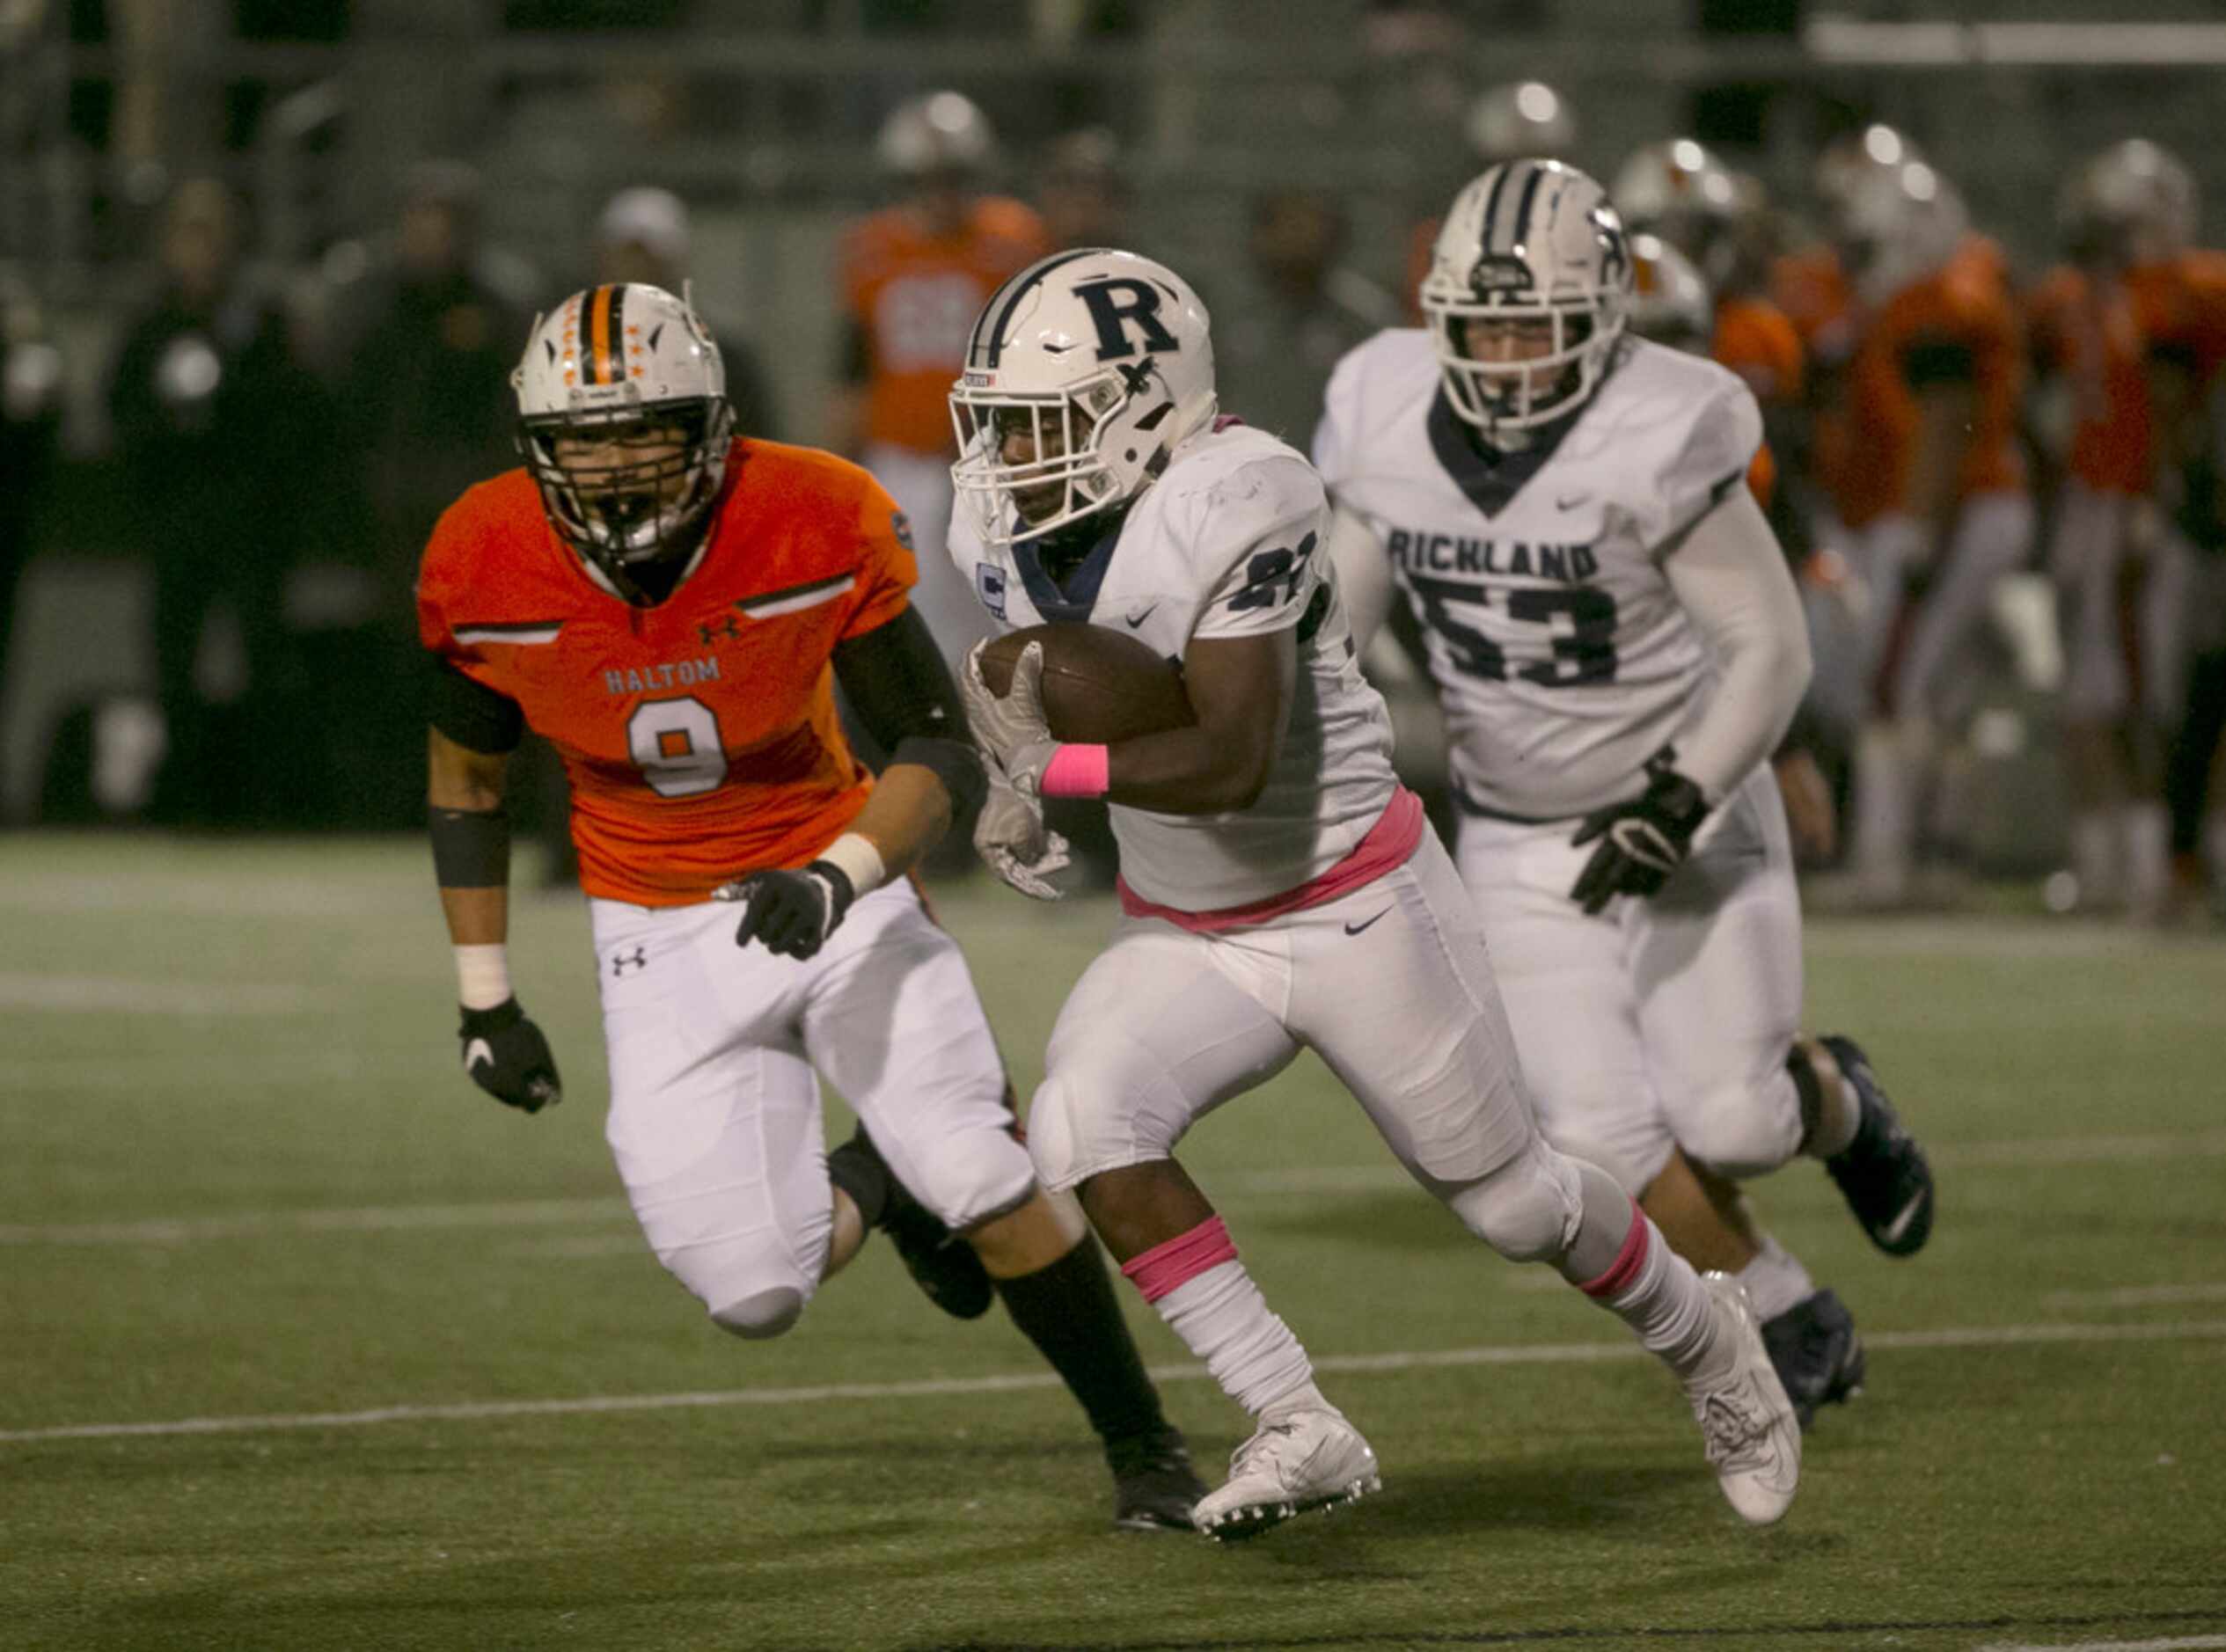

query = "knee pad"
[[1446, 1145, 1584, 1265], [710, 1286, 806, 1341], [1025, 1070, 1171, 1195], [1675, 1082, 1804, 1181]]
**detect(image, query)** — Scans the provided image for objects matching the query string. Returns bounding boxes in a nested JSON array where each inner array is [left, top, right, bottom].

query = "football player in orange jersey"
[[831, 91, 1052, 668], [2028, 142, 2200, 917], [1827, 159, 2032, 905], [419, 282, 1205, 1531]]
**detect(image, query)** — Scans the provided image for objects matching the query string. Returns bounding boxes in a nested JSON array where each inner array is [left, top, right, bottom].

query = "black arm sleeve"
[[428, 657, 526, 755], [831, 605, 987, 815]]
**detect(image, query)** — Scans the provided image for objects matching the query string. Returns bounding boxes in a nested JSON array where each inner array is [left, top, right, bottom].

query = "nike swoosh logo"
[[464, 1037, 494, 1072], [1124, 603, 1158, 628], [1556, 493, 1589, 510], [1343, 908, 1392, 936], [1882, 1190, 1928, 1246]]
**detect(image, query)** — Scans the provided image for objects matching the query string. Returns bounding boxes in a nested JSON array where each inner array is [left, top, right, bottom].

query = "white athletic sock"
[[2069, 809, 2118, 907], [2123, 802, 2171, 916], [1578, 1205, 1721, 1385], [1735, 1233, 1817, 1324], [1152, 1260, 1316, 1420]]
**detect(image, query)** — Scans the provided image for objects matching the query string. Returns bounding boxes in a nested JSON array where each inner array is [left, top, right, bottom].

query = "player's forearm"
[[428, 727, 516, 998], [1664, 490, 1814, 802], [1106, 724, 1276, 815], [843, 764, 952, 878]]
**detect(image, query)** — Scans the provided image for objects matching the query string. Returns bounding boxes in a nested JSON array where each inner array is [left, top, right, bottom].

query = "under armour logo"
[[697, 615, 743, 646], [611, 946, 648, 977]]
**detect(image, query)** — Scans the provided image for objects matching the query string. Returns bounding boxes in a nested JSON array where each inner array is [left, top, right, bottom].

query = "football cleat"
[[1107, 1427, 1210, 1533], [1191, 1406, 1380, 1542], [1687, 1273, 1802, 1525], [1819, 1034, 1935, 1257], [827, 1129, 993, 1320], [1761, 1288, 1867, 1430]]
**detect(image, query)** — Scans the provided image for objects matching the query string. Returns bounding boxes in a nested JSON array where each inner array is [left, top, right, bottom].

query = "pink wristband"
[[1039, 743, 1110, 799]]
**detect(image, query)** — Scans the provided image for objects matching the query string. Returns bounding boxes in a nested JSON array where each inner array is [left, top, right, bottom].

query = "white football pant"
[[591, 881, 1035, 1339], [1453, 764, 1806, 1193]]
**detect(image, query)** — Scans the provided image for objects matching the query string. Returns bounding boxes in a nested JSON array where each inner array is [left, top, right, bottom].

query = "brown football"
[[978, 624, 1195, 745]]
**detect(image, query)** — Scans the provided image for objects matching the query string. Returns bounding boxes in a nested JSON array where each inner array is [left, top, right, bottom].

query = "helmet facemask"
[[1424, 290, 1622, 436], [519, 397, 734, 597], [950, 362, 1173, 547]]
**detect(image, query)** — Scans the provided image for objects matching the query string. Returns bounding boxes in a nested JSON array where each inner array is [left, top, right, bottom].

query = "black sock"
[[825, 1133, 890, 1228], [993, 1232, 1168, 1454]]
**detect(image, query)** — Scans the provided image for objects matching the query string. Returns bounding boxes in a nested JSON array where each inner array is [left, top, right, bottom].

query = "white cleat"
[[1191, 1407, 1381, 1542], [1688, 1272, 1803, 1525]]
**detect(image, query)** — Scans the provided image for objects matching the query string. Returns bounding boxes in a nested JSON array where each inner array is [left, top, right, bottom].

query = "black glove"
[[458, 997, 562, 1114], [721, 861, 857, 961], [1570, 757, 1709, 916]]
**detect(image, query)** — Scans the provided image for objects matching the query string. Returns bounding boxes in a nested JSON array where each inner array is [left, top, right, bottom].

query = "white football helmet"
[[513, 282, 734, 600], [1815, 123, 1923, 223], [1419, 159, 1632, 434], [2060, 139, 2198, 267], [1467, 80, 1578, 165], [1837, 159, 1968, 305], [948, 248, 1217, 547], [1612, 138, 1739, 238], [878, 90, 995, 178], [1627, 232, 1714, 355]]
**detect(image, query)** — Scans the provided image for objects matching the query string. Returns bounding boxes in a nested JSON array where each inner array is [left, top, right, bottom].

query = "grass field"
[[4, 834, 2223, 1652]]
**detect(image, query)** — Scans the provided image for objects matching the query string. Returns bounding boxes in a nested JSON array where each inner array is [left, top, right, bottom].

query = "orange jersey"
[[2025, 265, 2151, 494], [1832, 237, 2026, 529], [418, 442, 917, 906], [1713, 296, 1805, 406], [1771, 244, 1859, 366], [2128, 249, 2226, 388], [840, 198, 1051, 457]]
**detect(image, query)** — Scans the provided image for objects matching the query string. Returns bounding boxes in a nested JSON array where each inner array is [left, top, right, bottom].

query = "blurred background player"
[[1319, 161, 1934, 1429], [419, 281, 1205, 1532], [832, 90, 1050, 669], [1035, 126, 1132, 253], [595, 185, 780, 443], [1404, 80, 1579, 320], [1825, 157, 2032, 906], [2025, 142, 2198, 917]]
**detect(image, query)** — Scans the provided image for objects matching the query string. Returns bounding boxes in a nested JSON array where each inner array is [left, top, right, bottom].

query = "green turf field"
[[4, 835, 2222, 1652]]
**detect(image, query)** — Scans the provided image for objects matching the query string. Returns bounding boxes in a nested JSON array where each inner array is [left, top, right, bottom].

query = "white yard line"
[[11, 1123, 2226, 1246], [4, 1318, 2221, 1446], [2042, 1283, 2226, 1308], [1975, 1637, 2226, 1651], [0, 974, 326, 1015]]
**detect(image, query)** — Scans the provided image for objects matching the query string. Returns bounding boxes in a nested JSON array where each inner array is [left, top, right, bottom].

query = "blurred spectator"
[[328, 159, 540, 822], [595, 186, 781, 442], [1217, 189, 1400, 449], [1036, 127, 1132, 252], [832, 90, 1050, 668], [104, 177, 320, 824], [0, 266, 64, 803]]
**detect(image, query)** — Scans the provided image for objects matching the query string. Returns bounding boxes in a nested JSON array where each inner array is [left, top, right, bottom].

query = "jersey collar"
[[1011, 511, 1127, 625], [1425, 390, 1579, 520]]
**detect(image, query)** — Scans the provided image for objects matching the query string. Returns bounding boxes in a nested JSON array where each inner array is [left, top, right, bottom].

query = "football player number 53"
[[628, 698, 729, 797]]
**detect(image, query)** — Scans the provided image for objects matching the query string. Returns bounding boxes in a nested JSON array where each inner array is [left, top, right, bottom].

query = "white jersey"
[[1314, 330, 1762, 820], [950, 421, 1397, 910]]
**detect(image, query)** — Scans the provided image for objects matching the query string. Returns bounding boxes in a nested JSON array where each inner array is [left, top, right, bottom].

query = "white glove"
[[961, 640, 1060, 797], [973, 760, 1073, 900]]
